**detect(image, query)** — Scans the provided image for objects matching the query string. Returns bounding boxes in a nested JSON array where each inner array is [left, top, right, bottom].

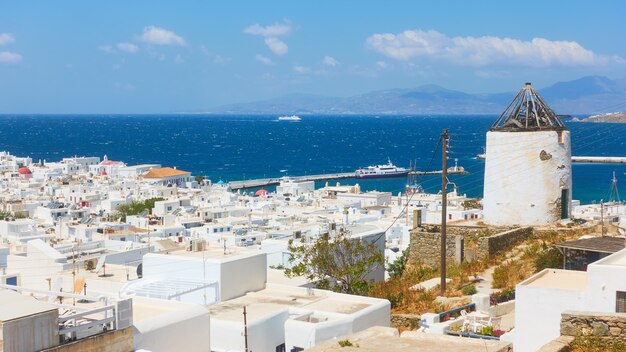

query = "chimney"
[[413, 209, 422, 229]]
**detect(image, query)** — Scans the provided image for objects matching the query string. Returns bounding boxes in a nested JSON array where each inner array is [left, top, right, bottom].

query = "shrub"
[[570, 334, 626, 352], [338, 340, 354, 347], [461, 284, 477, 296], [490, 288, 515, 305], [387, 248, 408, 279], [493, 329, 506, 337], [492, 260, 527, 289], [480, 325, 494, 336], [534, 245, 563, 273]]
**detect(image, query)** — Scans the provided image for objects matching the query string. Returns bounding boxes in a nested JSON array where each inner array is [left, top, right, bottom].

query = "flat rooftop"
[[306, 326, 511, 352], [518, 269, 587, 291], [168, 245, 263, 262], [0, 289, 58, 321], [209, 284, 377, 323]]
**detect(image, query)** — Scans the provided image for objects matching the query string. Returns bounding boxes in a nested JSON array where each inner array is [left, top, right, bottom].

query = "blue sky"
[[1, 0, 625, 113]]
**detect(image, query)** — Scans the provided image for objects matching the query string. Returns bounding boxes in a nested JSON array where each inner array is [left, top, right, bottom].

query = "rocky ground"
[[572, 111, 626, 123]]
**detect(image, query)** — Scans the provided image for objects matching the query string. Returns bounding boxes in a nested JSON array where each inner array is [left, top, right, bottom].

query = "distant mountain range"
[[209, 76, 626, 115]]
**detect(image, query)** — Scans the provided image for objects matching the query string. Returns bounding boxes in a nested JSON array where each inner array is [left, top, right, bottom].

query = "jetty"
[[478, 154, 626, 164], [571, 156, 626, 164], [228, 167, 468, 190]]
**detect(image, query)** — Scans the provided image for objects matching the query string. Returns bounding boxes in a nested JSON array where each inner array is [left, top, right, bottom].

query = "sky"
[[1, 0, 625, 113]]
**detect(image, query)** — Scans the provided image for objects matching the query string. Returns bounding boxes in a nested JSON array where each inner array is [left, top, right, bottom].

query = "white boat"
[[278, 115, 302, 121], [355, 158, 409, 179]]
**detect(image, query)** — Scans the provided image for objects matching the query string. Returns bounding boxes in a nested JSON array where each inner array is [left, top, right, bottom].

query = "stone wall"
[[560, 311, 626, 340], [476, 227, 533, 259], [408, 227, 463, 267], [43, 327, 134, 352], [408, 225, 529, 266]]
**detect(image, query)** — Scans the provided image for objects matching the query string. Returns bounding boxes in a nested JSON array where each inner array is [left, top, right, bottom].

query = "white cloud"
[[0, 51, 21, 63], [322, 55, 339, 67], [139, 26, 186, 46], [245, 21, 292, 56], [255, 54, 274, 65], [366, 28, 623, 67], [0, 33, 15, 46], [117, 42, 139, 53], [99, 45, 115, 53], [244, 21, 291, 37], [212, 55, 230, 64], [293, 65, 310, 73], [264, 37, 288, 56]]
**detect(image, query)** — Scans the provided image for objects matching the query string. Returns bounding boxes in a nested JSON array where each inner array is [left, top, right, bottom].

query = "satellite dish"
[[136, 263, 143, 278]]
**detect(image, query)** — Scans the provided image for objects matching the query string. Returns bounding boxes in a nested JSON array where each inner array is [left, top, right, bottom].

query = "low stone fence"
[[560, 310, 626, 340], [476, 227, 532, 259], [408, 225, 530, 266], [539, 310, 626, 351]]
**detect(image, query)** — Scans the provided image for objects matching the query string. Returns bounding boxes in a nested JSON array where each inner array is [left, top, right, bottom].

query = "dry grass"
[[370, 227, 591, 318]]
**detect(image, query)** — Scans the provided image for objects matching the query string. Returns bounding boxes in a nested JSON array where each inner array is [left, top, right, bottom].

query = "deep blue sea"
[[0, 114, 625, 204]]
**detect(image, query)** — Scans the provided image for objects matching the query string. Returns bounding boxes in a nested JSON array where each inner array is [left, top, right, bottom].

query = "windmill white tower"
[[483, 83, 572, 226]]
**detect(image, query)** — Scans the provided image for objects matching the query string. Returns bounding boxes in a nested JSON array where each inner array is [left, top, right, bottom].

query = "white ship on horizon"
[[277, 115, 302, 121]]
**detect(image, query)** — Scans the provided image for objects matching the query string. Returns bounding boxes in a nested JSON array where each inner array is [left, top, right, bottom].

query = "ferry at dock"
[[355, 159, 409, 179]]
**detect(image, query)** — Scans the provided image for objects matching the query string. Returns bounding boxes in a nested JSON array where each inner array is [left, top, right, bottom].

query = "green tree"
[[387, 248, 408, 279], [284, 229, 384, 295], [114, 198, 164, 222]]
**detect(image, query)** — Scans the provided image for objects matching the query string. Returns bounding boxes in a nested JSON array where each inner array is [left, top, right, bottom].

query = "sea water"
[[1, 114, 625, 204]]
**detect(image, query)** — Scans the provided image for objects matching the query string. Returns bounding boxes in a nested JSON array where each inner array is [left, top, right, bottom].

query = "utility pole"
[[243, 306, 249, 352], [440, 129, 449, 297], [600, 199, 605, 236]]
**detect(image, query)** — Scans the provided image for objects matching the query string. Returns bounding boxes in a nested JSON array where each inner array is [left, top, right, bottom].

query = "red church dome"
[[255, 189, 268, 197], [17, 167, 32, 175]]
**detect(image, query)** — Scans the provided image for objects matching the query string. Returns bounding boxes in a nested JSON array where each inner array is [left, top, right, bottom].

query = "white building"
[[0, 219, 44, 243], [276, 178, 315, 197], [515, 247, 626, 351], [483, 83, 572, 226], [142, 167, 194, 187]]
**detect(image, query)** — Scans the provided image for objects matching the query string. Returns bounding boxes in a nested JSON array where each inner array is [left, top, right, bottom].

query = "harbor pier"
[[228, 167, 468, 190]]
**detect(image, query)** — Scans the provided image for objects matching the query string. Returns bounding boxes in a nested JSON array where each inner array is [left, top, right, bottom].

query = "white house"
[[142, 167, 193, 187], [515, 247, 626, 351]]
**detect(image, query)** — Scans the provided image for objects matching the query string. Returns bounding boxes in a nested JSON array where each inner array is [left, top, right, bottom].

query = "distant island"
[[572, 111, 626, 123], [207, 75, 626, 115]]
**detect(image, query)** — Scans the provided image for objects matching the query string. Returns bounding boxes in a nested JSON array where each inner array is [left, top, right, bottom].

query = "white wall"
[[133, 301, 210, 352], [585, 256, 626, 312], [483, 130, 571, 226], [220, 253, 266, 301], [515, 276, 586, 352]]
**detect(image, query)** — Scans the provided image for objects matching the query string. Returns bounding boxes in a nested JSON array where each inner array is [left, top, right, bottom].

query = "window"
[[275, 344, 286, 352], [617, 291, 626, 313]]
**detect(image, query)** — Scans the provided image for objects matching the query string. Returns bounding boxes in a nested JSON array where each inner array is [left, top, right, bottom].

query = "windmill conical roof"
[[491, 82, 565, 131]]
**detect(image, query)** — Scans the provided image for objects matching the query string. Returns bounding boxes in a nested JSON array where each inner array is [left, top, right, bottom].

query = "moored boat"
[[355, 159, 408, 178]]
